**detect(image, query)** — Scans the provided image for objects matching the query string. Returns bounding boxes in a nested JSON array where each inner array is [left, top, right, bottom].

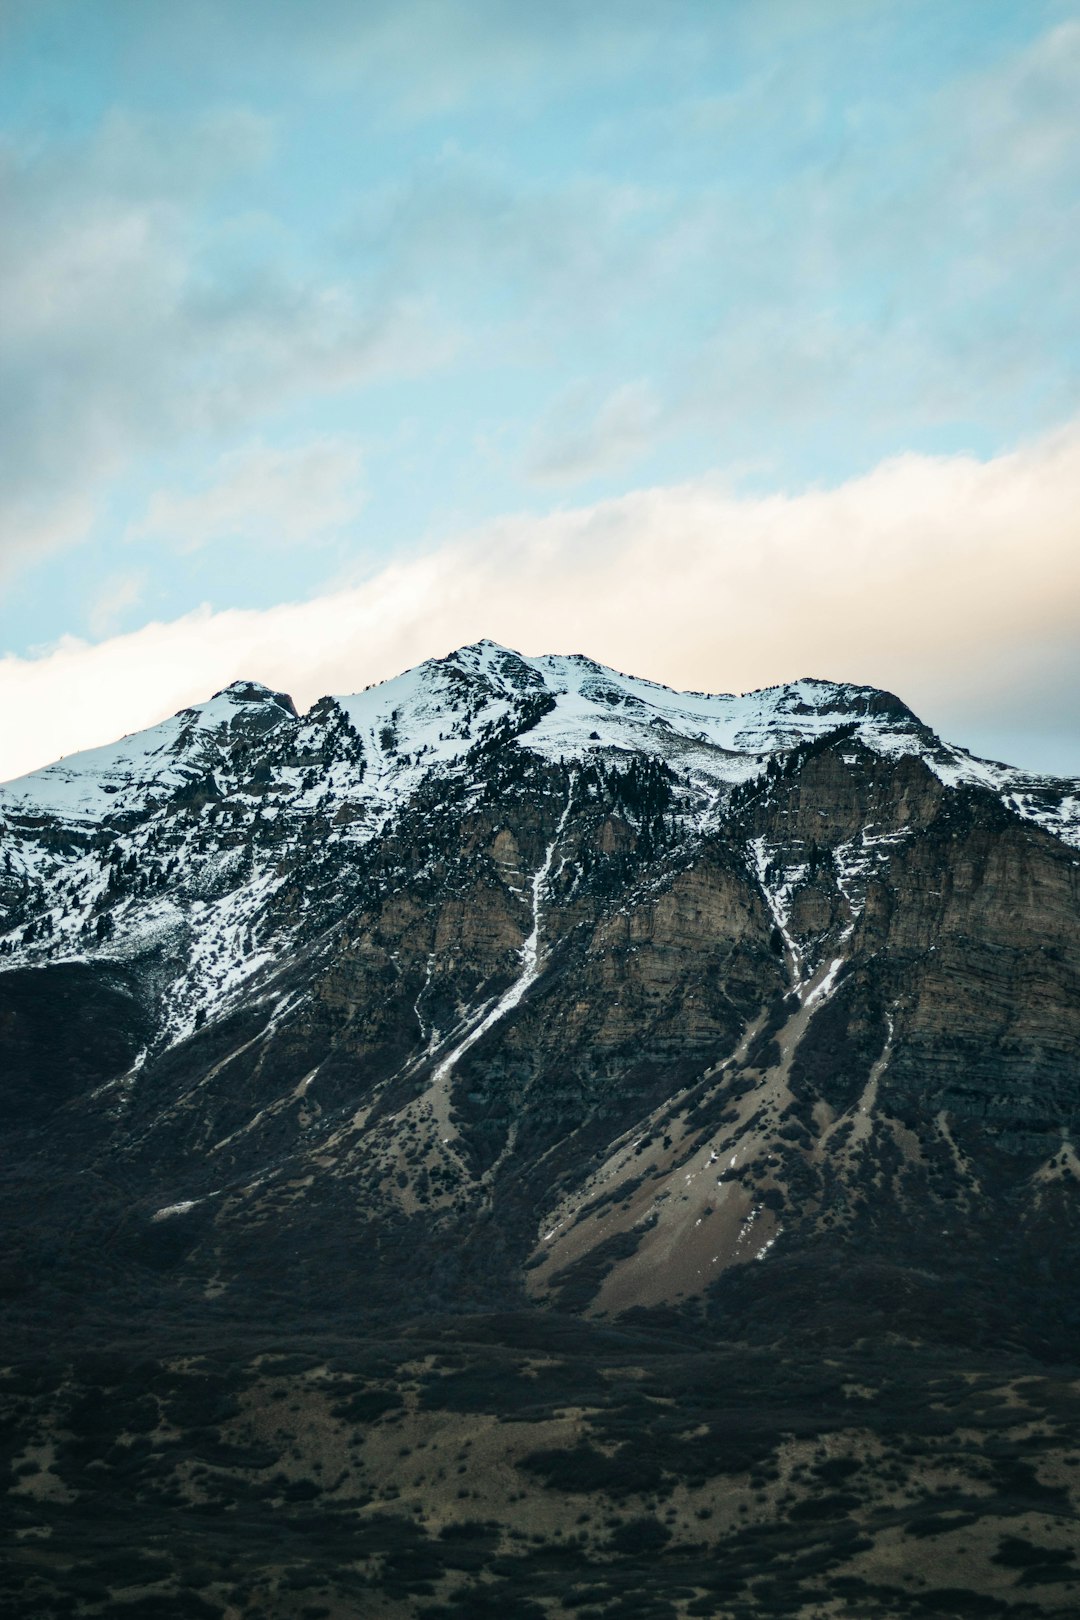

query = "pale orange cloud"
[[4, 422, 1079, 783]]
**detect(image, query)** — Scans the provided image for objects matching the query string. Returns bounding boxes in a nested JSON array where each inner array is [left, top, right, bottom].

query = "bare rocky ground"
[[4, 1315, 1080, 1619]]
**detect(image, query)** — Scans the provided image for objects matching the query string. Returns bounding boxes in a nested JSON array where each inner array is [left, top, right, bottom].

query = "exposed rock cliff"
[[0, 641, 1077, 1345]]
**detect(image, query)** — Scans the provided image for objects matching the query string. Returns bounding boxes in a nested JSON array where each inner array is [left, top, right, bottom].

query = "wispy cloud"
[[525, 381, 663, 484], [120, 0, 676, 119], [129, 439, 367, 552], [2, 2, 1076, 682], [87, 571, 146, 638], [346, 154, 668, 331], [4, 423, 1078, 782], [0, 108, 450, 577]]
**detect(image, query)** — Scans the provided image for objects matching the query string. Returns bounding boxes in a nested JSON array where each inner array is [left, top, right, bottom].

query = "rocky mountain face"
[[3, 641, 1080, 1619]]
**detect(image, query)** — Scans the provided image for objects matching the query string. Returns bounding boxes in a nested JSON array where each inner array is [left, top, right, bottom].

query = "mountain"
[[3, 641, 1079, 1620]]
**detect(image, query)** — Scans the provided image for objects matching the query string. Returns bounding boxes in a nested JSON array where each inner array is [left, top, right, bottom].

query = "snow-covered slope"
[[332, 641, 931, 791], [0, 681, 298, 822], [1, 641, 1077, 1050], [345, 641, 1080, 840], [5, 639, 1074, 837]]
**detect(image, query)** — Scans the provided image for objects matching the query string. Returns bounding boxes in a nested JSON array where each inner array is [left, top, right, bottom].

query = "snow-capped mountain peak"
[[0, 679, 298, 824], [3, 637, 1080, 1411], [2, 644, 1076, 842]]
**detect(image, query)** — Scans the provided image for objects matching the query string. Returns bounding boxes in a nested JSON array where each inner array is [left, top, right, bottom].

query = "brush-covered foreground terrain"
[[1, 641, 1079, 1618]]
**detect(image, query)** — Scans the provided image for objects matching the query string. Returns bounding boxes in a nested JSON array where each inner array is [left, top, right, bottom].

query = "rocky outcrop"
[[0, 645, 1077, 1347]]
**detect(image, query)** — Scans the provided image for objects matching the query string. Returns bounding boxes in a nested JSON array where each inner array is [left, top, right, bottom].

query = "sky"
[[1, 0, 1078, 780]]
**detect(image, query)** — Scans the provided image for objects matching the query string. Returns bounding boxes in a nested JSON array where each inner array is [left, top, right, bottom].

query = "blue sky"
[[1, 1, 1079, 776]]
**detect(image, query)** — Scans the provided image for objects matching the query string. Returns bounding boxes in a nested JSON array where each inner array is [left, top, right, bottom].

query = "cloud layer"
[[129, 439, 367, 552], [4, 424, 1078, 783], [0, 107, 442, 577], [3, 4, 1079, 655]]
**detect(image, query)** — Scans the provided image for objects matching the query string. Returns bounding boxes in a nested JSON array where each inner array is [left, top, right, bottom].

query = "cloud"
[[2, 423, 1078, 782], [951, 18, 1080, 180], [331, 11, 1080, 493], [347, 154, 668, 329], [127, 0, 682, 119], [0, 108, 450, 578], [5, 8, 1079, 594], [129, 439, 367, 552], [87, 571, 146, 639], [526, 381, 663, 484]]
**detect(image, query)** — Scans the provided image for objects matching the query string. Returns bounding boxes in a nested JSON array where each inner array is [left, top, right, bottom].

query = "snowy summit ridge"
[[2, 638, 1065, 819], [0, 640, 1077, 1047], [2, 637, 1077, 846]]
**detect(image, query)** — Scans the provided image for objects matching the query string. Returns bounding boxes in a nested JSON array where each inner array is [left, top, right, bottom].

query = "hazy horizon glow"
[[2, 2, 1078, 778]]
